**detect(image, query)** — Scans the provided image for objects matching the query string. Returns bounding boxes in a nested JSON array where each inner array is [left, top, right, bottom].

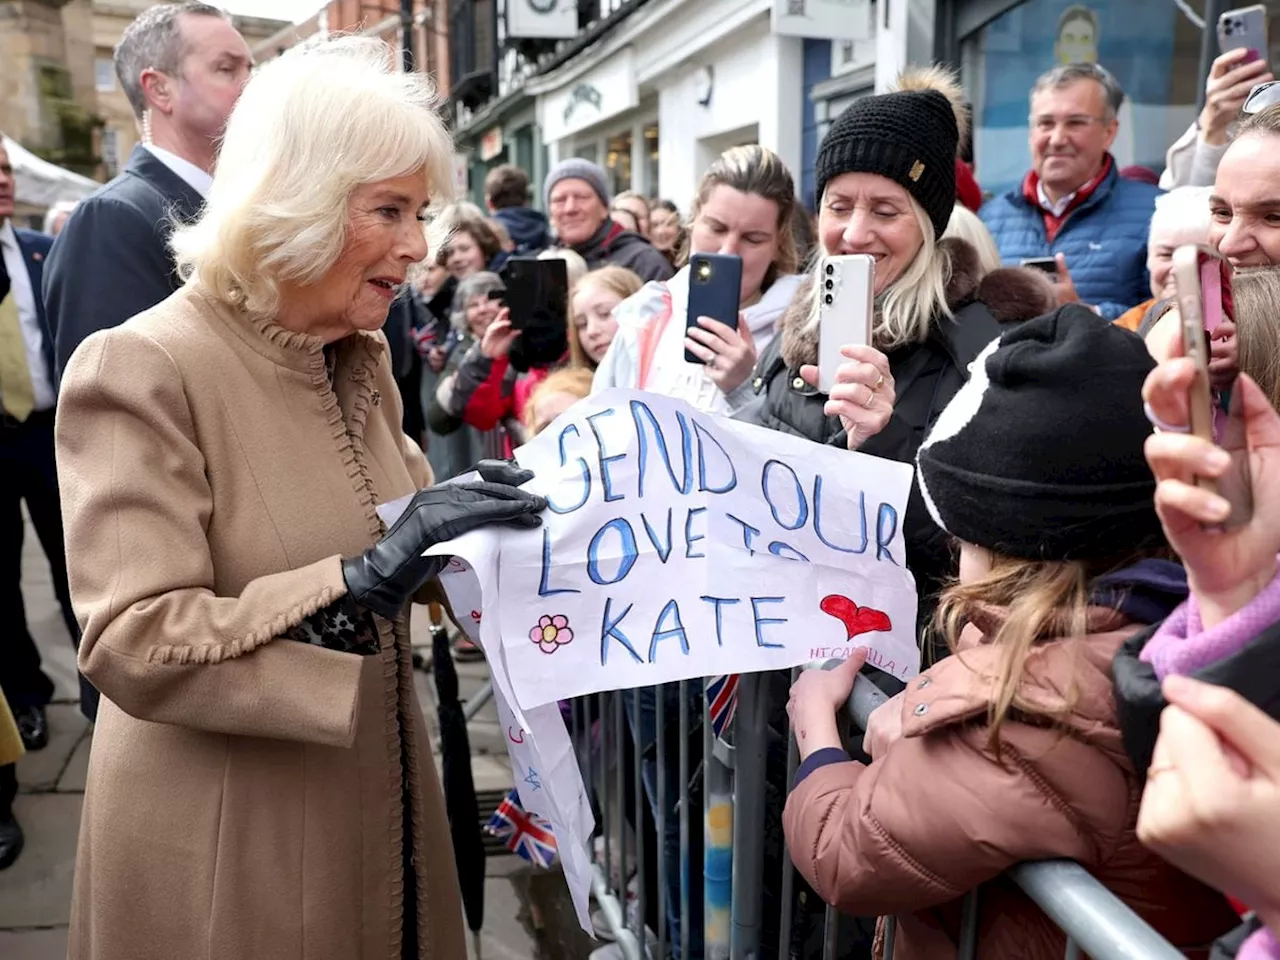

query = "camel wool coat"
[[55, 283, 466, 960]]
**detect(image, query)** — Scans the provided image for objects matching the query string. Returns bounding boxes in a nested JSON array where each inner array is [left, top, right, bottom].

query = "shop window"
[[605, 130, 633, 195], [959, 0, 1207, 197], [95, 57, 115, 92], [575, 142, 599, 165]]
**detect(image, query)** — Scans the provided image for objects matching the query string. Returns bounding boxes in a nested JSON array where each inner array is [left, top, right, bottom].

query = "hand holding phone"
[[684, 253, 743, 364], [493, 256, 569, 370], [1170, 244, 1252, 528], [1218, 5, 1269, 64], [817, 255, 874, 394]]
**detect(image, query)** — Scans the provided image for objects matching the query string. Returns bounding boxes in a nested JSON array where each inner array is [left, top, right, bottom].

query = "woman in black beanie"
[[739, 66, 1054, 650]]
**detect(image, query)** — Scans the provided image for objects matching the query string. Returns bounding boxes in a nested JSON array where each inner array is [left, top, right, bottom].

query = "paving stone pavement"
[[0, 514, 538, 959]]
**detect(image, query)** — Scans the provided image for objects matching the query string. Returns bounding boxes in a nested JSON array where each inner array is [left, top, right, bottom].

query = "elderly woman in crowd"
[[55, 38, 544, 960]]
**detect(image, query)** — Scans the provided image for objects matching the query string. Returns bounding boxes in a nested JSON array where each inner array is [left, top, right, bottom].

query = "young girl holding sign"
[[781, 309, 1238, 959]]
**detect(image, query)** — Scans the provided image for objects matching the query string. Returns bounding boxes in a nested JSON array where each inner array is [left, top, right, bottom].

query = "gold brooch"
[[908, 160, 926, 182]]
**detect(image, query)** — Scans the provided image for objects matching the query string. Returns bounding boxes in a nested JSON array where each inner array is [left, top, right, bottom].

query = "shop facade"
[[526, 0, 873, 210]]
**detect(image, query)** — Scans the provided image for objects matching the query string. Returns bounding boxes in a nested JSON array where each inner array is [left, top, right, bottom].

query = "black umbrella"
[[432, 625, 486, 939]]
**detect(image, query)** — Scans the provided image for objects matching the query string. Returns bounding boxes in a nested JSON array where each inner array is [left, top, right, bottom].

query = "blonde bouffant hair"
[[171, 36, 455, 317]]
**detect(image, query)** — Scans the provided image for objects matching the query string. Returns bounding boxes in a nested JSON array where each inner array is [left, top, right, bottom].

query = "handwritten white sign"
[[497, 389, 921, 708]]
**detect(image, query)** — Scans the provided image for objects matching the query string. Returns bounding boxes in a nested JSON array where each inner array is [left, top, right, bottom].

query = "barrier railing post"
[[777, 668, 800, 960], [730, 673, 768, 959], [1009, 861, 1188, 960], [656, 684, 667, 960], [632, 688, 647, 953], [679, 680, 691, 960]]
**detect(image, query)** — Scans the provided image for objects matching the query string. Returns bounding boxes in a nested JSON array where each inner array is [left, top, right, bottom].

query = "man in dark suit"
[[0, 139, 79, 781], [43, 2, 251, 378]]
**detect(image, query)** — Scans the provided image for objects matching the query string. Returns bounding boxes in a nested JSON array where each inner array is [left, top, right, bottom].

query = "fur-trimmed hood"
[[778, 237, 1057, 369]]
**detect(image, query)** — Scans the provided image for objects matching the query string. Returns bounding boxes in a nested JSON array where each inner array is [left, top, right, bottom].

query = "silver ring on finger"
[[707, 355, 717, 371], [862, 385, 876, 409]]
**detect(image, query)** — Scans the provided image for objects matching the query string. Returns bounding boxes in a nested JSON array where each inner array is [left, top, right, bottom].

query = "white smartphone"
[[1218, 5, 1269, 64], [817, 255, 874, 395]]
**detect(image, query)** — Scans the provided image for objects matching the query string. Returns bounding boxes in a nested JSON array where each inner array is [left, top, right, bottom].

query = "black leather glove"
[[342, 463, 544, 620]]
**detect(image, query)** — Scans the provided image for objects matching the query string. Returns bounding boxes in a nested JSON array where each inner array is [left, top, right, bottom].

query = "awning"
[[3, 135, 100, 208]]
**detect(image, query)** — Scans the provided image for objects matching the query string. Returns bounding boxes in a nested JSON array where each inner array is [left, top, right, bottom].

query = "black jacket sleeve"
[[44, 195, 178, 381]]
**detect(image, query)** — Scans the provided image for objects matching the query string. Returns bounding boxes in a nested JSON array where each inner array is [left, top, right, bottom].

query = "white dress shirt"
[[144, 143, 213, 198], [0, 221, 56, 412]]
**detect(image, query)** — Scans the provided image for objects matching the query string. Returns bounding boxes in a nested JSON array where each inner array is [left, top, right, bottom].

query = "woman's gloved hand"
[[342, 461, 544, 619]]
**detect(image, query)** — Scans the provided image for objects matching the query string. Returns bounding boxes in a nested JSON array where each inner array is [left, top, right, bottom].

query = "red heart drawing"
[[470, 610, 482, 622], [820, 594, 892, 639]]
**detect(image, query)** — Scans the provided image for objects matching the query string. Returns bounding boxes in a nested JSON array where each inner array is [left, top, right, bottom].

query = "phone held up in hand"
[[492, 256, 568, 332], [1170, 244, 1253, 529], [684, 253, 743, 364], [1217, 4, 1269, 64], [817, 255, 875, 395]]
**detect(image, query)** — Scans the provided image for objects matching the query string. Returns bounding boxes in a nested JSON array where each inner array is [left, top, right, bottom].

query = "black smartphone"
[[493, 256, 568, 332], [684, 253, 743, 364], [1020, 256, 1059, 276]]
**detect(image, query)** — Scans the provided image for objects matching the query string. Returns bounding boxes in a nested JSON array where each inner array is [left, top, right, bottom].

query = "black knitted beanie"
[[916, 306, 1164, 561], [815, 66, 965, 239]]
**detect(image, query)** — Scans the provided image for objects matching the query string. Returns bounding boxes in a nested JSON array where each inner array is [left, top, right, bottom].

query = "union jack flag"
[[706, 674, 739, 737], [485, 790, 558, 868]]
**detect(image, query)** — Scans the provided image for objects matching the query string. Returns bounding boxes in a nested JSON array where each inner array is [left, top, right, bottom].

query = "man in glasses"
[[1206, 80, 1280, 269], [981, 62, 1159, 321]]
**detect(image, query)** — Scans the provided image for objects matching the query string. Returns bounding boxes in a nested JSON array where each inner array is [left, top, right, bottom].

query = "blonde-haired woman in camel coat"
[[55, 37, 545, 960]]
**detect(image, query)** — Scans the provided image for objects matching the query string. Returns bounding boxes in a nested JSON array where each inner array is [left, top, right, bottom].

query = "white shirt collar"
[[144, 143, 213, 198], [1036, 179, 1076, 217], [0, 219, 14, 249]]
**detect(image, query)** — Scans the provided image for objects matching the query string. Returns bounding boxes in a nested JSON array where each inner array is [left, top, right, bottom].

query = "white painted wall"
[[654, 16, 803, 208]]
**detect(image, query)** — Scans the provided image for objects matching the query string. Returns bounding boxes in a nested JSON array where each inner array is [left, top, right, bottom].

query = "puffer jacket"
[[571, 218, 674, 283], [736, 239, 1056, 644], [980, 157, 1160, 320], [783, 604, 1239, 960]]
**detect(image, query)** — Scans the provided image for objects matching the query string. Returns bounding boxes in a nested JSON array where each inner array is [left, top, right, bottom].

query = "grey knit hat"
[[543, 158, 611, 209]]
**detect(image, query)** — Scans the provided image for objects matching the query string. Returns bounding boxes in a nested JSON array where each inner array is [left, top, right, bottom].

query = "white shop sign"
[[540, 48, 638, 143], [507, 0, 578, 40], [772, 0, 873, 40]]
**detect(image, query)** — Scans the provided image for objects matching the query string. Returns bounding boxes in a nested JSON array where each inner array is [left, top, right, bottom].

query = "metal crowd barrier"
[[490, 662, 1194, 960]]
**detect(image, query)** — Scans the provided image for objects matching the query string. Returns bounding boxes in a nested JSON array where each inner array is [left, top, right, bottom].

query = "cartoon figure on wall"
[[1056, 4, 1099, 65]]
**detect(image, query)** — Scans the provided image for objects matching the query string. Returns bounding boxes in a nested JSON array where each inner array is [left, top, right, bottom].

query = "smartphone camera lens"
[[824, 278, 834, 290], [825, 263, 834, 276], [824, 293, 834, 305], [696, 261, 712, 283]]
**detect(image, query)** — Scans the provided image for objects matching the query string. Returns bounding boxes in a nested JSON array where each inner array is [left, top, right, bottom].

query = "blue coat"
[[12, 228, 55, 382], [979, 160, 1160, 320]]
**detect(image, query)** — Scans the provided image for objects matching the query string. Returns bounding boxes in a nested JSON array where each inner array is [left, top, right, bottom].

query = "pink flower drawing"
[[530, 614, 573, 654]]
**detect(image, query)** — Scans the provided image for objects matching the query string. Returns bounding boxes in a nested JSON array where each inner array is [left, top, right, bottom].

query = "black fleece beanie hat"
[[916, 305, 1163, 561], [815, 80, 959, 239]]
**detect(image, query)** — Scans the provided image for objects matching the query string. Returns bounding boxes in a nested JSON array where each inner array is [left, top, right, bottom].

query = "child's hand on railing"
[[1137, 676, 1280, 934], [788, 648, 866, 761], [1143, 361, 1280, 628]]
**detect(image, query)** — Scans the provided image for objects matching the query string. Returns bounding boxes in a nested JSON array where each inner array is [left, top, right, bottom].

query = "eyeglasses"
[[1243, 79, 1280, 115]]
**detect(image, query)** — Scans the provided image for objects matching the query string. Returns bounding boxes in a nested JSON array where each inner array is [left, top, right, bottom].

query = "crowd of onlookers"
[[2, 4, 1280, 959]]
